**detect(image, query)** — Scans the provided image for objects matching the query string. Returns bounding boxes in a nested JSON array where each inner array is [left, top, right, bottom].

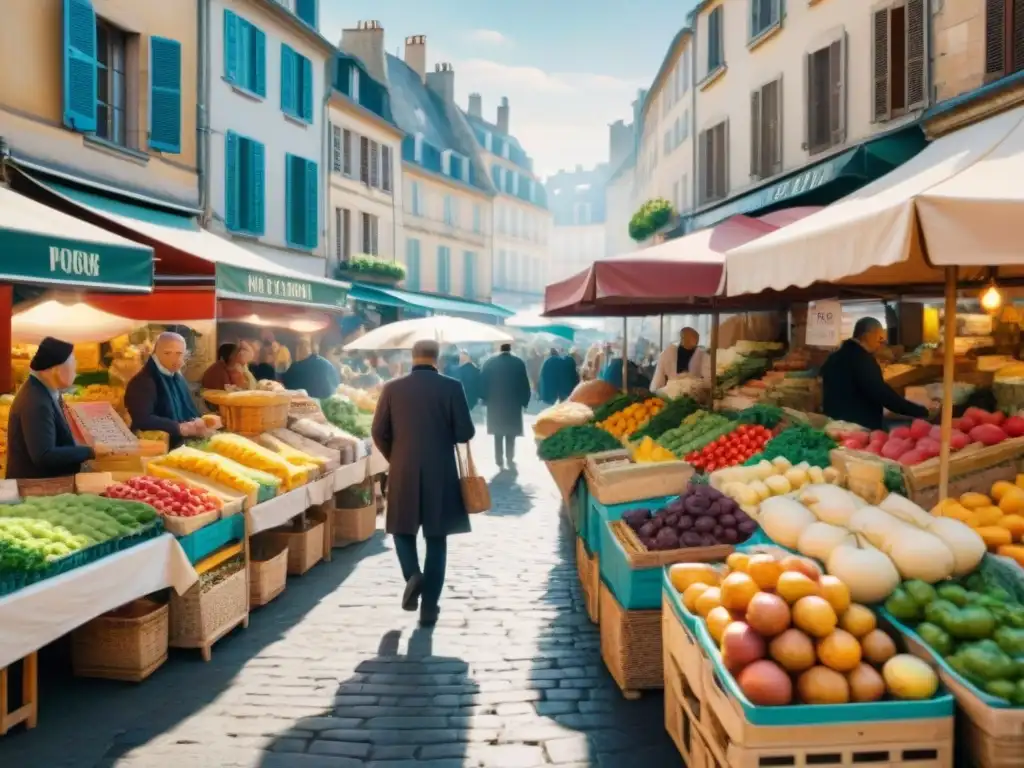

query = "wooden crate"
[[697, 653, 954, 767], [0, 653, 37, 736], [663, 595, 706, 703], [575, 536, 599, 625], [586, 456, 694, 506], [72, 599, 169, 682], [665, 638, 720, 768], [169, 566, 248, 662], [598, 582, 662, 699]]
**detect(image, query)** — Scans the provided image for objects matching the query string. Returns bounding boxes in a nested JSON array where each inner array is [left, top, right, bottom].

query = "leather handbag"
[[456, 443, 490, 514]]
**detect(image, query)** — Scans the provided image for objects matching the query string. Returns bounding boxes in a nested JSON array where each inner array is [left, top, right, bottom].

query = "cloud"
[[442, 56, 643, 177], [466, 29, 509, 46]]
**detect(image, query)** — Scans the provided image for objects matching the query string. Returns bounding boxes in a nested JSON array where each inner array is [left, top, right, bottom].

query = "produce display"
[[264, 428, 343, 469], [289, 418, 362, 456], [336, 383, 378, 412], [591, 392, 648, 424], [0, 495, 158, 573], [153, 447, 263, 498], [623, 484, 757, 549], [884, 575, 1024, 704], [534, 401, 594, 439], [202, 389, 291, 407], [629, 397, 700, 441], [257, 433, 327, 471], [657, 411, 733, 458], [685, 423, 774, 473], [670, 550, 941, 705], [103, 476, 220, 517], [747, 423, 837, 470], [932, 477, 1024, 557], [715, 355, 771, 396], [630, 436, 679, 463], [320, 394, 370, 438], [537, 425, 622, 461], [755, 488, 985, 604], [597, 396, 665, 440], [568, 379, 619, 408], [734, 403, 785, 429], [207, 433, 309, 491], [715, 458, 841, 511], [657, 375, 709, 400]]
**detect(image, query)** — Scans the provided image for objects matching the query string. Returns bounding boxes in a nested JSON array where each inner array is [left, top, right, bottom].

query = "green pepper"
[[985, 679, 1016, 702], [923, 599, 960, 629], [947, 606, 997, 641], [917, 622, 954, 657], [886, 588, 923, 623], [994, 627, 1024, 657], [961, 640, 1017, 681], [1013, 679, 1024, 706], [905, 580, 938, 608], [936, 583, 970, 608]]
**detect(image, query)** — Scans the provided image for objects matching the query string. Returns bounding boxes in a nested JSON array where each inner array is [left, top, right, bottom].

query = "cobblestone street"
[[0, 416, 679, 768]]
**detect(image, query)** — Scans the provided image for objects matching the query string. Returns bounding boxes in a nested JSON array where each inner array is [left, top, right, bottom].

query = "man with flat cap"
[[371, 339, 476, 627], [6, 337, 113, 480]]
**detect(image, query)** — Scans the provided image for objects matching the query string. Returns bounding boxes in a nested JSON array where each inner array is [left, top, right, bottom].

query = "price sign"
[[806, 300, 842, 348]]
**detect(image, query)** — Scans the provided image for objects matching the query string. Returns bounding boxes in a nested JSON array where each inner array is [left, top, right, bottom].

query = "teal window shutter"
[[463, 251, 475, 298], [285, 154, 294, 244], [472, 204, 481, 233], [304, 159, 318, 248], [149, 37, 182, 153], [296, 0, 317, 28], [223, 9, 238, 84], [253, 27, 266, 96], [301, 56, 313, 121], [406, 239, 420, 289], [251, 140, 265, 235], [62, 0, 98, 132], [280, 44, 295, 113], [225, 131, 239, 230]]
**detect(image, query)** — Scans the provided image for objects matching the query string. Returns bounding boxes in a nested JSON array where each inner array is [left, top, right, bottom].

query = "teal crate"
[[668, 567, 954, 726], [584, 494, 674, 559], [177, 515, 246, 564]]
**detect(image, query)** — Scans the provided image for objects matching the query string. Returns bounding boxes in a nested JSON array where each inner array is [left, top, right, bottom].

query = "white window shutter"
[[871, 8, 891, 123], [906, 0, 928, 111]]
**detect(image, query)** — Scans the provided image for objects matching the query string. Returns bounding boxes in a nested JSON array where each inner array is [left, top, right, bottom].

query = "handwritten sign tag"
[[806, 300, 842, 348]]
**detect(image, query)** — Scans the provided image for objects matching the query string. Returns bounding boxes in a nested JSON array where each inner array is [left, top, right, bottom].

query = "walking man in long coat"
[[480, 343, 532, 469], [371, 340, 476, 626]]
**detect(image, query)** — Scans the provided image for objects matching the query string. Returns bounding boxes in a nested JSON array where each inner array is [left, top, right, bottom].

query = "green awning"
[[34, 179, 349, 310], [348, 282, 513, 319], [687, 127, 927, 232], [0, 184, 153, 292]]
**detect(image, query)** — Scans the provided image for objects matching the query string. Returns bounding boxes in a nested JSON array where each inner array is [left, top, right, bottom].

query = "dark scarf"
[[147, 357, 198, 423], [676, 345, 696, 374]]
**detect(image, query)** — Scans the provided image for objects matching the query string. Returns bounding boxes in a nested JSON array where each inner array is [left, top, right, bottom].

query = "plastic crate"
[[177, 515, 246, 564], [584, 493, 674, 559]]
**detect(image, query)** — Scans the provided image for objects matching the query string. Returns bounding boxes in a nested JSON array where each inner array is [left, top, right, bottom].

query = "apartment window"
[[663, 129, 672, 155], [342, 129, 353, 175], [497, 249, 507, 288], [405, 238, 421, 289], [750, 0, 782, 40], [223, 10, 266, 97], [680, 173, 688, 211], [707, 6, 725, 72], [95, 20, 129, 146], [985, 0, 1024, 80], [872, 1, 927, 121], [437, 246, 451, 293], [285, 153, 318, 249], [509, 251, 520, 290], [510, 208, 520, 237], [496, 205, 506, 234], [681, 110, 689, 141], [807, 35, 847, 155], [369, 141, 380, 187], [280, 44, 313, 122], [573, 203, 592, 226], [382, 145, 392, 193], [330, 124, 342, 172], [698, 121, 728, 205], [225, 131, 265, 235], [673, 181, 681, 213], [410, 181, 422, 216], [443, 195, 455, 226], [472, 204, 482, 234], [463, 251, 476, 298], [359, 136, 370, 184], [334, 207, 351, 261], [750, 77, 782, 180], [361, 212, 379, 255]]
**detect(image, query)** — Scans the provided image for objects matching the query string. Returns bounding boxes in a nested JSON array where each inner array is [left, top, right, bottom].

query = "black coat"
[[6, 377, 93, 480], [821, 339, 930, 430], [371, 366, 476, 537], [480, 352, 531, 437], [454, 362, 482, 409], [124, 360, 200, 450]]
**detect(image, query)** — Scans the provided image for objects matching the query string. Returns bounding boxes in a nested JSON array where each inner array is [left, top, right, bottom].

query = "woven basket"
[[576, 536, 599, 625], [218, 402, 289, 435], [599, 582, 662, 698], [249, 538, 288, 608], [333, 503, 377, 545], [266, 519, 325, 575], [72, 599, 169, 682], [169, 566, 248, 655], [17, 475, 75, 497]]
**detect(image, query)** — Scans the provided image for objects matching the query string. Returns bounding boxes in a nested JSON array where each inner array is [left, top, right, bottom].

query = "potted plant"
[[628, 198, 675, 243]]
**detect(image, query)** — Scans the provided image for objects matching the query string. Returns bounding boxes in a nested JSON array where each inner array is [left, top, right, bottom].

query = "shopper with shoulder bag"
[[371, 340, 478, 627]]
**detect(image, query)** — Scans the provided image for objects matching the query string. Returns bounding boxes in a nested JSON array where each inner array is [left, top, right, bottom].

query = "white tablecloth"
[[333, 458, 369, 491], [248, 485, 313, 534], [0, 534, 197, 668]]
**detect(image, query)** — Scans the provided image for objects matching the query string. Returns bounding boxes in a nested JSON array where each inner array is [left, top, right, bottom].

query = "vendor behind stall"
[[125, 332, 210, 449], [249, 342, 279, 382], [6, 337, 114, 480], [821, 317, 930, 430], [282, 338, 340, 398], [651, 327, 710, 391], [202, 343, 255, 391]]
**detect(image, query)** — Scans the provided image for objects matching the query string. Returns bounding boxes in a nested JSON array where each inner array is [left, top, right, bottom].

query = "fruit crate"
[[575, 535, 599, 625], [599, 582, 662, 699], [664, 630, 719, 768], [584, 493, 675, 560], [601, 520, 732, 610], [176, 514, 246, 565], [663, 587, 709, 703]]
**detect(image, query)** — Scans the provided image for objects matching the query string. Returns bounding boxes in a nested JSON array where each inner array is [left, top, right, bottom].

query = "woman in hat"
[[6, 337, 113, 480]]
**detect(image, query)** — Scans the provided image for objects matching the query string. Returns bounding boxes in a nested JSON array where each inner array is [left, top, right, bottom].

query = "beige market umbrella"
[[12, 300, 142, 344], [342, 316, 513, 351]]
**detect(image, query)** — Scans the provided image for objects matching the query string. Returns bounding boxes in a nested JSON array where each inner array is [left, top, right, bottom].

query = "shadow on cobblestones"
[[257, 627, 478, 766]]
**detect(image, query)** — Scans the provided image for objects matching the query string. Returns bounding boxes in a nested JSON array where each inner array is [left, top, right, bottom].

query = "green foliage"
[[335, 254, 406, 281], [628, 197, 674, 242]]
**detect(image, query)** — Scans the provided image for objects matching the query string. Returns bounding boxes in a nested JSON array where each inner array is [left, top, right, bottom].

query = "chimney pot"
[[468, 92, 482, 117], [496, 96, 510, 134], [425, 61, 455, 103], [341, 21, 388, 84], [404, 34, 427, 82]]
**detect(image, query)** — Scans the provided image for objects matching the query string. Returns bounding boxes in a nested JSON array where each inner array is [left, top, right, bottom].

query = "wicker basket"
[[266, 518, 325, 575], [216, 402, 289, 435], [599, 582, 662, 699], [17, 476, 75, 497], [169, 565, 248, 661], [72, 599, 169, 682], [576, 536, 599, 625], [333, 503, 376, 544], [249, 537, 288, 608]]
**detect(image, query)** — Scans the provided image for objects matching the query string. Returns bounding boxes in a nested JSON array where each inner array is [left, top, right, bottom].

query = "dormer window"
[[484, 131, 492, 152], [501, 141, 510, 160], [442, 149, 464, 181], [414, 132, 424, 164], [349, 66, 360, 103]]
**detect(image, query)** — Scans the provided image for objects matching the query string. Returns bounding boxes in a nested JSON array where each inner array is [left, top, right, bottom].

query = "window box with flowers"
[[334, 255, 406, 285], [628, 198, 675, 242]]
